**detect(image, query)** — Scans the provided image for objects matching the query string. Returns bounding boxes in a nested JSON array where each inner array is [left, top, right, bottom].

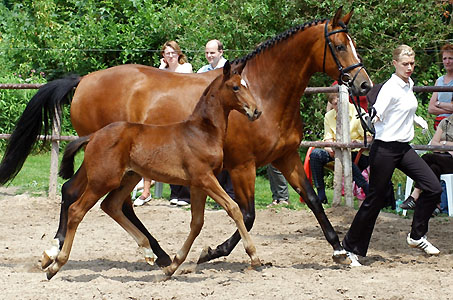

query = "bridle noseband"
[[322, 19, 363, 87]]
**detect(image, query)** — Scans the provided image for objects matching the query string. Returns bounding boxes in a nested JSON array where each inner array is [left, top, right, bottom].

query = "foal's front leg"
[[163, 187, 207, 277], [197, 164, 257, 264], [201, 174, 261, 269]]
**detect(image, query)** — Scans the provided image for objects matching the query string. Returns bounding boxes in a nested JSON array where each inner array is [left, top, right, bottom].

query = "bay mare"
[[0, 8, 372, 267], [42, 61, 262, 279]]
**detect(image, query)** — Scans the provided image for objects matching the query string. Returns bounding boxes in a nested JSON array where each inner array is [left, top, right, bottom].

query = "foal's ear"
[[331, 6, 344, 27], [223, 60, 231, 78]]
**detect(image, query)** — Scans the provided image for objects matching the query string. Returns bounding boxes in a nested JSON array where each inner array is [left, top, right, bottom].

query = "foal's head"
[[219, 60, 261, 121]]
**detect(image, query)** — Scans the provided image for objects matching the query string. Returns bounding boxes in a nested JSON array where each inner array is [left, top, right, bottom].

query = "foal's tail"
[[0, 75, 81, 185], [59, 135, 90, 180]]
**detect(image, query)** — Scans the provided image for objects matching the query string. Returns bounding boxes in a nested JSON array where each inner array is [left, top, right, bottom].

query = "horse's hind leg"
[[41, 165, 87, 269], [45, 187, 102, 279], [198, 164, 256, 264], [163, 187, 207, 277], [272, 151, 348, 263], [121, 198, 172, 267], [100, 173, 171, 267]]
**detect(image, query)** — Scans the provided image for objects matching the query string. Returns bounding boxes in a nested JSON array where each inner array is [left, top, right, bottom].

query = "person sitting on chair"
[[309, 86, 371, 204], [401, 113, 453, 215]]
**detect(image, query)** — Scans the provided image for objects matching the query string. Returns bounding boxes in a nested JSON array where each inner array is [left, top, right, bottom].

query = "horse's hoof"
[[155, 256, 172, 268], [41, 239, 60, 269], [197, 246, 212, 264], [41, 251, 54, 269], [332, 249, 351, 265], [251, 258, 263, 269]]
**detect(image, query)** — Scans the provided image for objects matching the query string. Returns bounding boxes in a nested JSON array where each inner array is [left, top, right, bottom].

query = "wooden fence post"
[[48, 109, 61, 201], [339, 85, 353, 206], [332, 85, 353, 207]]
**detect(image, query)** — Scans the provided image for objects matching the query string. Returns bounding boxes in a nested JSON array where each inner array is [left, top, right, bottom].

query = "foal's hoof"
[[251, 258, 263, 269], [197, 246, 213, 264], [41, 251, 54, 269], [332, 249, 351, 265], [162, 266, 175, 277], [46, 266, 58, 280]]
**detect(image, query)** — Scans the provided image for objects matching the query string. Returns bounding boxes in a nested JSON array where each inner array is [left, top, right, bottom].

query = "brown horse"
[[42, 61, 262, 279], [1, 8, 371, 267]]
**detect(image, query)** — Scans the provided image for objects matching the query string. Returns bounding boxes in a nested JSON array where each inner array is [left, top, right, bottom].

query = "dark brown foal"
[[42, 61, 261, 279]]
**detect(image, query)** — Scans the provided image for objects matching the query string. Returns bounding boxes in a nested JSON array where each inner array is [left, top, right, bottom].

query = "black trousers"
[[342, 140, 442, 257]]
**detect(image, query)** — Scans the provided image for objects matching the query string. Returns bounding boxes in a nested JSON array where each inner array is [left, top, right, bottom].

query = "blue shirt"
[[197, 57, 227, 73], [436, 75, 453, 118]]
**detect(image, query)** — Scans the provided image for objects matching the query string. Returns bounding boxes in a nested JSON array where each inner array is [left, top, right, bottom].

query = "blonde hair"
[[161, 40, 188, 64], [393, 45, 415, 61]]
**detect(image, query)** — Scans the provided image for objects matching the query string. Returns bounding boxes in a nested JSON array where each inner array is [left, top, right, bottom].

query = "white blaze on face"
[[347, 35, 360, 61], [241, 78, 248, 88]]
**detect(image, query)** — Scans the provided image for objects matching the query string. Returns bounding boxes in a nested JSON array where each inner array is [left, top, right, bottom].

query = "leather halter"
[[322, 19, 363, 87]]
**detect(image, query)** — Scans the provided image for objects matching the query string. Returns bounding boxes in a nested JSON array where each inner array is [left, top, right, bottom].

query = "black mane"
[[232, 19, 327, 65]]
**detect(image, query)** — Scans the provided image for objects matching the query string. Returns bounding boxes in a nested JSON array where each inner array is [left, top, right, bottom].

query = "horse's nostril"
[[361, 81, 371, 92]]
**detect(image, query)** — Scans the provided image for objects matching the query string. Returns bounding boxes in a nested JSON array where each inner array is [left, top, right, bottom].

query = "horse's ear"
[[223, 60, 231, 79], [331, 6, 344, 27], [341, 8, 353, 25]]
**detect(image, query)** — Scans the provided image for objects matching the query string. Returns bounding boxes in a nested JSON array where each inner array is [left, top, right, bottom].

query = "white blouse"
[[373, 74, 418, 142]]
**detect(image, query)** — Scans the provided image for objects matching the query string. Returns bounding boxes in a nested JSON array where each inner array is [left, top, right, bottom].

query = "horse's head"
[[221, 60, 261, 121], [322, 7, 372, 95]]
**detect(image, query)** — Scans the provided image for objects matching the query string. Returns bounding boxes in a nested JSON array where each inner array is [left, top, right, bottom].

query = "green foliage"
[[0, 0, 451, 146]]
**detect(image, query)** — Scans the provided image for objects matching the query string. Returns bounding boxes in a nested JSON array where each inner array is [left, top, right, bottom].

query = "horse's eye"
[[336, 44, 346, 51], [233, 86, 240, 91]]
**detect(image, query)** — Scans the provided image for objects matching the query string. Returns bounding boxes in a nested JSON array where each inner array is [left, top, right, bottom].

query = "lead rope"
[[348, 89, 375, 147]]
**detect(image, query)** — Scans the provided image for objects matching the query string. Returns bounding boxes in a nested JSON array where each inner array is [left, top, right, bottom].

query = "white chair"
[[404, 174, 453, 217]]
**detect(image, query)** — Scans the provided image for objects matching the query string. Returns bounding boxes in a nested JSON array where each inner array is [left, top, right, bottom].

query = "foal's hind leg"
[[199, 173, 261, 269], [100, 174, 171, 267], [163, 187, 207, 277], [45, 187, 103, 279], [42, 165, 87, 269], [272, 152, 348, 264]]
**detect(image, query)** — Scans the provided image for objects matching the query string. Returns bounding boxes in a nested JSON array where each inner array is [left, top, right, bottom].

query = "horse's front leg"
[[163, 187, 207, 277], [272, 151, 349, 264], [41, 166, 87, 270], [197, 163, 256, 264]]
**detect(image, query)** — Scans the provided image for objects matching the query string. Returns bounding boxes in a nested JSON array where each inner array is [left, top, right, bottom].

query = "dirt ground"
[[0, 186, 452, 300]]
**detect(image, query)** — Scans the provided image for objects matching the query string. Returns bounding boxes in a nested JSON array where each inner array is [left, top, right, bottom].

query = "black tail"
[[0, 75, 81, 185], [59, 135, 90, 179]]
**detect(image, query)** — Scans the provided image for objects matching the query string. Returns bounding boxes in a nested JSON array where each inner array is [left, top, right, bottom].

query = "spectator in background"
[[134, 40, 192, 207], [310, 85, 371, 204], [197, 39, 227, 73], [197, 39, 235, 202], [428, 44, 453, 130]]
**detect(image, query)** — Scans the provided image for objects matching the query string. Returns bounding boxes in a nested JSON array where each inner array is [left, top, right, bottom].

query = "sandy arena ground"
[[0, 186, 452, 300]]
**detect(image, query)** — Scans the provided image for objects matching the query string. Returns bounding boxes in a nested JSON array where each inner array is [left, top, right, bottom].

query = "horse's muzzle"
[[247, 108, 262, 121]]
